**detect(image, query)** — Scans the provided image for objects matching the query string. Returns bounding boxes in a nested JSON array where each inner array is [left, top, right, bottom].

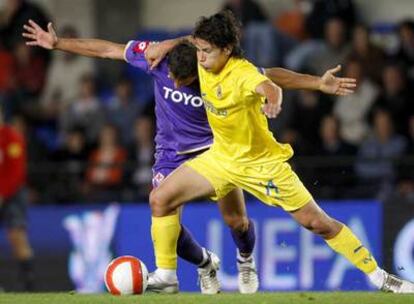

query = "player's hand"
[[262, 100, 282, 119], [145, 41, 169, 70], [319, 65, 357, 96], [256, 81, 282, 118], [22, 20, 58, 50]]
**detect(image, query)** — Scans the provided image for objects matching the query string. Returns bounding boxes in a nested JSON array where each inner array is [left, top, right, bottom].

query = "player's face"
[[194, 38, 230, 73], [169, 72, 197, 88]]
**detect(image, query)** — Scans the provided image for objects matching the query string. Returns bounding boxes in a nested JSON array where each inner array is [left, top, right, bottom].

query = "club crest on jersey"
[[133, 41, 149, 54], [216, 85, 223, 99], [152, 172, 165, 188]]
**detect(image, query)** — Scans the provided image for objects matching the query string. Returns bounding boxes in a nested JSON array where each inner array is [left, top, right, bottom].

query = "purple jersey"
[[124, 41, 213, 161]]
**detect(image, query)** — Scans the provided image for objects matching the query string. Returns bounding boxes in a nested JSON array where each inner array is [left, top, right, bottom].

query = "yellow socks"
[[151, 213, 181, 269], [326, 225, 377, 274]]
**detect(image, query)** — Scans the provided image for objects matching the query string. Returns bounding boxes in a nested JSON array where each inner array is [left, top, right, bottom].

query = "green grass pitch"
[[1, 292, 414, 304]]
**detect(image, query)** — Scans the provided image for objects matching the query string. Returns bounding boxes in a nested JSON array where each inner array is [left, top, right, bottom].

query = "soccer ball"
[[104, 255, 149, 295]]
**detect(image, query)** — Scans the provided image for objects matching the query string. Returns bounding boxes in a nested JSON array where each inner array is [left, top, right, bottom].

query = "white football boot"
[[381, 272, 414, 293], [237, 255, 259, 294], [147, 271, 179, 294], [197, 250, 221, 294]]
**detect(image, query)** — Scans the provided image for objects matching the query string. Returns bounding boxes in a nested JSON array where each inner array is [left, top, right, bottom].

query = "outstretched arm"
[[255, 80, 283, 119], [145, 39, 180, 70], [23, 20, 125, 60], [264, 65, 356, 96], [144, 36, 193, 69]]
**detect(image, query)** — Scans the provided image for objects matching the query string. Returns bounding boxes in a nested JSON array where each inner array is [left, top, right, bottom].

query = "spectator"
[[127, 116, 154, 200], [0, 103, 35, 291], [11, 114, 48, 204], [85, 124, 127, 202], [222, 1, 283, 67], [373, 63, 414, 136], [267, 90, 296, 142], [41, 25, 94, 120], [315, 115, 356, 198], [396, 115, 414, 200], [347, 24, 386, 84], [0, 41, 15, 121], [285, 17, 350, 72], [305, 0, 357, 39], [50, 127, 88, 203], [355, 109, 407, 199], [307, 17, 351, 75], [274, 0, 308, 41], [105, 77, 142, 145], [13, 40, 46, 94], [318, 115, 356, 156], [60, 74, 105, 145], [222, 0, 267, 26], [240, 0, 298, 67], [408, 116, 414, 154], [285, 90, 333, 155], [393, 20, 414, 81], [243, 21, 297, 67], [11, 114, 47, 163], [8, 40, 47, 118], [279, 128, 308, 157], [334, 59, 378, 145], [0, 0, 50, 63], [0, 41, 14, 95]]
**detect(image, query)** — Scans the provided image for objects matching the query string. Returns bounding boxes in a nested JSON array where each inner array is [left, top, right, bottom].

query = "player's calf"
[[149, 189, 175, 217]]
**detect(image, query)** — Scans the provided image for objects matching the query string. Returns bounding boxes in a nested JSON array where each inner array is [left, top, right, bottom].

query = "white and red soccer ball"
[[104, 256, 148, 295]]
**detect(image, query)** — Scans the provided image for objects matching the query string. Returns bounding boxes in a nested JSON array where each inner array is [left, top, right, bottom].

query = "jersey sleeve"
[[124, 40, 151, 73], [237, 62, 269, 95]]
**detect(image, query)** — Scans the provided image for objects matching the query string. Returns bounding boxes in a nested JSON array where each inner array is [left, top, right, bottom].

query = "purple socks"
[[177, 224, 205, 265], [231, 219, 255, 256], [177, 219, 256, 267]]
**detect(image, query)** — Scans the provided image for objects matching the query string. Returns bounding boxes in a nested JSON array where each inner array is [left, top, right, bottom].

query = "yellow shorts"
[[185, 149, 313, 211]]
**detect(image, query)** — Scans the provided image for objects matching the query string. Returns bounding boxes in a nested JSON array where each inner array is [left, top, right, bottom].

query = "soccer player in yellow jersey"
[[23, 18, 359, 295], [148, 11, 414, 294]]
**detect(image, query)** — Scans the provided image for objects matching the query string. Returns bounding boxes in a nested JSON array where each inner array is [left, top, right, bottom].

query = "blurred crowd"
[[1, 0, 414, 204]]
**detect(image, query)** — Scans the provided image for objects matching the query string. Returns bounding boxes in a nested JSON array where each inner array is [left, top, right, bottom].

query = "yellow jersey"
[[198, 57, 293, 164]]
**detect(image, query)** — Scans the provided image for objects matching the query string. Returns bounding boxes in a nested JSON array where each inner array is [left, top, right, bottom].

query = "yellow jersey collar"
[[200, 57, 244, 85]]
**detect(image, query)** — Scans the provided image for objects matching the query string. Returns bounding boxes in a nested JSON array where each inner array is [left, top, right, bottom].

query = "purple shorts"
[[152, 149, 206, 188]]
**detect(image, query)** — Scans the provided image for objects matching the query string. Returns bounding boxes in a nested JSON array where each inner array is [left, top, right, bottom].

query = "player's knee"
[[149, 190, 169, 216], [304, 217, 334, 237], [224, 214, 249, 232]]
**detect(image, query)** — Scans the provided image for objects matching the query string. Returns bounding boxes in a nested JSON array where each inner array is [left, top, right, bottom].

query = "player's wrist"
[[52, 36, 61, 50], [316, 76, 324, 91]]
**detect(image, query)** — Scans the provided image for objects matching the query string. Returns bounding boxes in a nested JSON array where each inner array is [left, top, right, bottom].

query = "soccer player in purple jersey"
[[23, 20, 357, 294]]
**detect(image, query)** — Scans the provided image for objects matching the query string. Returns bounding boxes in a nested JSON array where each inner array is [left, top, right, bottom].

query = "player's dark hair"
[[193, 10, 243, 58], [168, 40, 198, 80]]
